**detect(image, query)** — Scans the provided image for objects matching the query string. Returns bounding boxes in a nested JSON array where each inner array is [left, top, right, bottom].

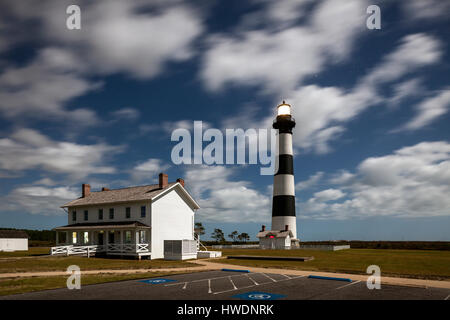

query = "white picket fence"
[[51, 243, 150, 256]]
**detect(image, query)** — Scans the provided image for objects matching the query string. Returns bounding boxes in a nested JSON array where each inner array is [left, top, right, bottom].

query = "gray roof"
[[0, 230, 29, 239], [62, 183, 178, 208], [256, 230, 293, 238], [54, 221, 150, 230]]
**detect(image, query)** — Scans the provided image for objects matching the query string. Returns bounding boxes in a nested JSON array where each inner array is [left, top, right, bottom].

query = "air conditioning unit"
[[164, 240, 197, 260]]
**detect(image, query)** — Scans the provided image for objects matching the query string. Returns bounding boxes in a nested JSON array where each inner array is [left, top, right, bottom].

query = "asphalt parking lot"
[[2, 270, 449, 300]]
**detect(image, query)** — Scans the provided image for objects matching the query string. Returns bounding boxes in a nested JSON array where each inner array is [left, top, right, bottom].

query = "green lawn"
[[0, 247, 50, 257], [0, 255, 197, 273], [217, 248, 450, 280], [0, 271, 190, 296]]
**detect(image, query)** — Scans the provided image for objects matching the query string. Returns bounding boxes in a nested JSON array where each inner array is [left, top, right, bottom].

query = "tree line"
[[195, 223, 250, 244]]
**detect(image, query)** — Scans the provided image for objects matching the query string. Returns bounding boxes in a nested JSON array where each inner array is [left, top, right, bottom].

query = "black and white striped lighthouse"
[[271, 101, 297, 240]]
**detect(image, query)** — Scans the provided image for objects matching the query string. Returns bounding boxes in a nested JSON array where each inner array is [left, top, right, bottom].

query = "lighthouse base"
[[271, 216, 297, 240]]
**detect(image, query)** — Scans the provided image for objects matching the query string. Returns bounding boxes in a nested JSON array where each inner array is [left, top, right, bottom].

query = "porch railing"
[[106, 243, 149, 253], [51, 243, 149, 256]]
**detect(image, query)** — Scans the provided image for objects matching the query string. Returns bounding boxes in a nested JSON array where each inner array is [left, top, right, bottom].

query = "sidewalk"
[[1, 259, 449, 289]]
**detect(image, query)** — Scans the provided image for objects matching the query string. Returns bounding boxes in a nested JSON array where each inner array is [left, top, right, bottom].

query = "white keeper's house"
[[51, 173, 200, 259]]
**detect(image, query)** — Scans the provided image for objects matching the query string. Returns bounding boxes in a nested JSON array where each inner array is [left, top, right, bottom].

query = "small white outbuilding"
[[257, 229, 293, 250], [0, 230, 29, 252]]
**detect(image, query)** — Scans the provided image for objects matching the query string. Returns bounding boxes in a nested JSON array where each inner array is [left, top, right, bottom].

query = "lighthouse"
[[271, 101, 297, 240]]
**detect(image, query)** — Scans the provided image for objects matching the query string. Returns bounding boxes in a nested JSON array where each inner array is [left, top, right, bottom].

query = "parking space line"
[[336, 280, 361, 290], [164, 273, 251, 287], [445, 294, 450, 300], [182, 282, 188, 290], [208, 279, 212, 294], [213, 275, 306, 295], [261, 273, 277, 282], [229, 276, 238, 290], [246, 274, 259, 285], [213, 285, 255, 295]]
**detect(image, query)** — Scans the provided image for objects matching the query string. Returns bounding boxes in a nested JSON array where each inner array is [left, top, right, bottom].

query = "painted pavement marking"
[[232, 291, 286, 301], [164, 273, 256, 287], [139, 278, 177, 284], [261, 273, 277, 282], [336, 280, 361, 290], [228, 276, 238, 290], [246, 274, 259, 285], [213, 275, 305, 295]]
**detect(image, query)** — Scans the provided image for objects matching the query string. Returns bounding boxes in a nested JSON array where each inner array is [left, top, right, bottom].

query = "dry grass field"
[[217, 248, 450, 280]]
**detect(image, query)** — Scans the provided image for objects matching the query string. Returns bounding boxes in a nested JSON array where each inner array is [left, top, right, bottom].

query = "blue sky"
[[0, 0, 449, 240]]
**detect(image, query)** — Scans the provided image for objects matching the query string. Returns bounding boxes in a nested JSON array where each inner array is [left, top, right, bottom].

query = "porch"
[[51, 221, 151, 259]]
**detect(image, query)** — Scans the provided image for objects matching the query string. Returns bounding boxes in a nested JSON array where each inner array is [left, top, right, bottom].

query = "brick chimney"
[[82, 184, 91, 198], [159, 173, 168, 189], [101, 187, 110, 191], [176, 178, 185, 187]]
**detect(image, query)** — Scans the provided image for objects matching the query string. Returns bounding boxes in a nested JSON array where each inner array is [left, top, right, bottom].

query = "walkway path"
[[1, 259, 449, 289]]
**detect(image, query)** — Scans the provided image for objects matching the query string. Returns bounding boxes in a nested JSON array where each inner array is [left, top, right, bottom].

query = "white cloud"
[[33, 178, 57, 186], [110, 107, 140, 121], [388, 78, 424, 107], [0, 185, 78, 215], [299, 141, 450, 219], [401, 0, 450, 20], [184, 165, 271, 223], [0, 47, 101, 124], [329, 170, 355, 185], [360, 33, 442, 87], [69, 1, 203, 79], [217, 31, 443, 154], [201, 0, 368, 93], [253, 0, 313, 26], [296, 171, 324, 191], [2, 0, 204, 79], [0, 128, 122, 179], [0, 0, 204, 122], [398, 89, 450, 131], [312, 188, 346, 202], [131, 158, 170, 182]]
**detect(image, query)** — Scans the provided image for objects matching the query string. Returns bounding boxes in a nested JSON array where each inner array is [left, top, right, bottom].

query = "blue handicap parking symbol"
[[232, 291, 285, 300], [139, 278, 177, 284]]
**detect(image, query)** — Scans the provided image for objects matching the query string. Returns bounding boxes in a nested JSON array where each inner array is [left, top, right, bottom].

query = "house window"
[[125, 231, 132, 244], [141, 206, 146, 218], [72, 232, 77, 244], [84, 210, 88, 221], [98, 209, 103, 220], [109, 208, 114, 219], [72, 211, 76, 221], [126, 207, 131, 219], [83, 232, 89, 244], [139, 230, 147, 243], [108, 231, 115, 244]]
